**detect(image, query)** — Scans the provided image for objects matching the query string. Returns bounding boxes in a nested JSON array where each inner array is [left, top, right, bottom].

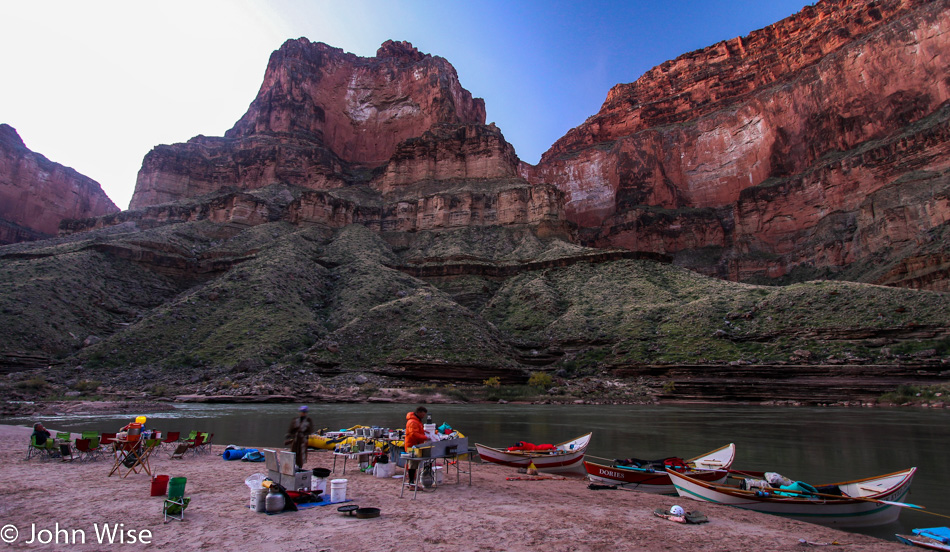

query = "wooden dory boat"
[[669, 467, 917, 528], [475, 433, 591, 472], [584, 443, 735, 494]]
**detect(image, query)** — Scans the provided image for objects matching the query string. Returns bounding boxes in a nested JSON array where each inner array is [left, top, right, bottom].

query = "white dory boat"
[[475, 433, 591, 472], [585, 443, 735, 494], [668, 467, 917, 528]]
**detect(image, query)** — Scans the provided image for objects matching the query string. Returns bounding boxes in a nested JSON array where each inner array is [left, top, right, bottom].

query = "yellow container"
[[413, 446, 433, 458], [135, 416, 147, 424]]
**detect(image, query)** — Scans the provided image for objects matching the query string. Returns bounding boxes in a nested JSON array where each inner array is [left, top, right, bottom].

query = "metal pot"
[[355, 507, 380, 519]]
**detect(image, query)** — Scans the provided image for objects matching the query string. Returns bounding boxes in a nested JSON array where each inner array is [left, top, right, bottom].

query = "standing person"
[[286, 406, 314, 470], [404, 406, 428, 488]]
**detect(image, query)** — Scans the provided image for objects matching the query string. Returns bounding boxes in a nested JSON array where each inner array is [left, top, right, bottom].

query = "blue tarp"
[[914, 527, 950, 544]]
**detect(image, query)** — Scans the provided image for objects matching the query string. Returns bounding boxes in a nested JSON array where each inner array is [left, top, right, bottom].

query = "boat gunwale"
[[668, 467, 917, 505]]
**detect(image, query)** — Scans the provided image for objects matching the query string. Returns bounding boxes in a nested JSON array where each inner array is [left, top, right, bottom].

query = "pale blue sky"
[[1, 1, 810, 209]]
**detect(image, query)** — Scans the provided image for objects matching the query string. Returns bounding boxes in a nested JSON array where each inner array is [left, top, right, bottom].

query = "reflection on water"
[[5, 403, 948, 540]]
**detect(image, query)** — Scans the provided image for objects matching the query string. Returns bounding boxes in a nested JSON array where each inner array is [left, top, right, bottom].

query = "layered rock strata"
[[526, 0, 950, 288], [126, 39, 558, 234], [129, 39, 487, 209], [0, 124, 118, 245]]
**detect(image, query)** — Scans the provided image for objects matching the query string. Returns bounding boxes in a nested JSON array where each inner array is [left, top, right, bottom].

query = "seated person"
[[31, 422, 52, 446]]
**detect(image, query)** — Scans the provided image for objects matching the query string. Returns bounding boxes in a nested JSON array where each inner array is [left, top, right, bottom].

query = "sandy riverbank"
[[0, 424, 908, 551]]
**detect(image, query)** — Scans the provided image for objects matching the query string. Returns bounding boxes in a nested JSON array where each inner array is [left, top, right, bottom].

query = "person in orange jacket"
[[404, 406, 428, 489]]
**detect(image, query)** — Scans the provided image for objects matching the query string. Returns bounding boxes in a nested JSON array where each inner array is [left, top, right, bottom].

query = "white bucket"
[[330, 479, 347, 503], [374, 462, 395, 478], [250, 488, 267, 512], [434, 465, 444, 485], [311, 476, 327, 494]]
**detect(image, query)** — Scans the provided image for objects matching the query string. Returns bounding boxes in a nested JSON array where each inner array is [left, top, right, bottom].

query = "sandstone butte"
[[0, 124, 118, 245], [124, 39, 563, 234], [13, 0, 950, 291]]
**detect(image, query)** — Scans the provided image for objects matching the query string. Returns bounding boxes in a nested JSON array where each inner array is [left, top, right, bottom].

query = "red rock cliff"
[[130, 39, 487, 209], [526, 0, 950, 289], [126, 39, 560, 232], [0, 124, 118, 245]]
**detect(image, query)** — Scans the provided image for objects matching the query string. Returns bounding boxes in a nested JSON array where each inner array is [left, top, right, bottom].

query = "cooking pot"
[[356, 507, 380, 519]]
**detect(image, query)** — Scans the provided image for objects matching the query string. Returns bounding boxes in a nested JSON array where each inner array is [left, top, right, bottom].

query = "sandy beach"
[[0, 424, 909, 551]]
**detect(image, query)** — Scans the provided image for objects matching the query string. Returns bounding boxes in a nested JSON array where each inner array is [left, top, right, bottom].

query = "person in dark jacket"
[[286, 406, 314, 469], [31, 422, 52, 446]]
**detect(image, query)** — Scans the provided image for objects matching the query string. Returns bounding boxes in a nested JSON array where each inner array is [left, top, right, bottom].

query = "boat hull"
[[669, 467, 917, 528], [584, 443, 735, 493], [585, 461, 728, 494], [475, 433, 591, 472]]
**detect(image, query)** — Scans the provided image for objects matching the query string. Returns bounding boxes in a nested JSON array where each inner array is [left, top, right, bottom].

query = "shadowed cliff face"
[[0, 124, 118, 245], [526, 0, 950, 290]]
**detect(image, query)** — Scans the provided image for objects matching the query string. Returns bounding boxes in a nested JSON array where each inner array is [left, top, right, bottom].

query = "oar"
[[729, 485, 925, 510]]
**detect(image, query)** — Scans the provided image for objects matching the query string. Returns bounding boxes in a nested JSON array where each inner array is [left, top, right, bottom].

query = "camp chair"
[[99, 433, 117, 447], [58, 441, 77, 462], [27, 435, 54, 460], [160, 431, 180, 450], [74, 438, 94, 462], [195, 433, 213, 454], [56, 431, 71, 442], [186, 434, 205, 456], [169, 441, 189, 460], [87, 436, 105, 461], [81, 431, 98, 441], [163, 477, 189, 522]]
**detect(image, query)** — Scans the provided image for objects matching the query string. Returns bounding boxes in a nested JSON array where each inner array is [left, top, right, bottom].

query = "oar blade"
[[879, 500, 924, 509]]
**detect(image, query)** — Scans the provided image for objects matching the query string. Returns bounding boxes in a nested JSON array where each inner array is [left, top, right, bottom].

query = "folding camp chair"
[[169, 441, 189, 459], [27, 435, 54, 460], [163, 477, 189, 522], [74, 438, 93, 462], [56, 432, 71, 442], [195, 433, 213, 454], [58, 441, 77, 462], [87, 436, 106, 461], [160, 431, 180, 450], [186, 434, 205, 456]]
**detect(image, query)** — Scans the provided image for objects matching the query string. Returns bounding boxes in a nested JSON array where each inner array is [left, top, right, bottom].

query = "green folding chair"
[[163, 477, 190, 522], [27, 435, 53, 460]]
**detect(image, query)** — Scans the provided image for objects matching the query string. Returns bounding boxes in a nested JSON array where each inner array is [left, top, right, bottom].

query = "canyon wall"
[[526, 0, 950, 289], [125, 39, 558, 233], [0, 124, 118, 245], [129, 39, 488, 209]]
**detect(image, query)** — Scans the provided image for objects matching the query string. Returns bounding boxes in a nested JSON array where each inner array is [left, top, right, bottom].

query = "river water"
[[6, 403, 948, 540]]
